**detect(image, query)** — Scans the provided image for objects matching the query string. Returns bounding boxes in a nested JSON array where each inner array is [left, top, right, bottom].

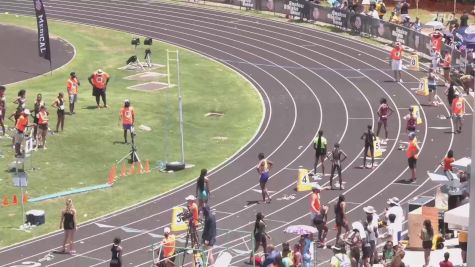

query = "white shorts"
[[392, 60, 402, 71]]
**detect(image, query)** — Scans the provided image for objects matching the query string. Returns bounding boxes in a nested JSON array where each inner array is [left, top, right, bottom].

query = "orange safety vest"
[[406, 139, 418, 158], [67, 77, 79, 95], [91, 72, 109, 89], [120, 107, 135, 125], [16, 115, 28, 132], [390, 47, 403, 60], [38, 111, 48, 125], [163, 234, 176, 257], [188, 202, 199, 226], [452, 97, 465, 115]]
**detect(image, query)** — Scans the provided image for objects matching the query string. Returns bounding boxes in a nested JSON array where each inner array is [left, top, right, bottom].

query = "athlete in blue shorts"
[[257, 152, 273, 203]]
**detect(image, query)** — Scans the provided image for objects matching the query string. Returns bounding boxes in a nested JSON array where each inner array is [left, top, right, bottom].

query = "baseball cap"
[[70, 72, 76, 76], [23, 109, 31, 115], [97, 69, 103, 74], [363, 206, 376, 214], [185, 195, 196, 201], [124, 99, 130, 103], [408, 132, 416, 140], [164, 227, 171, 234], [312, 183, 322, 191]]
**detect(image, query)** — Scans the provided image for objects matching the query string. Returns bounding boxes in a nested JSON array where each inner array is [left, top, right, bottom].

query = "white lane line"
[[348, 117, 373, 120]]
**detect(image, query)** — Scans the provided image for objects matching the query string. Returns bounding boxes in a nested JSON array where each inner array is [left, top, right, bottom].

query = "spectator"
[[389, 11, 400, 24], [262, 244, 280, 267], [52, 92, 66, 133], [281, 242, 292, 267], [293, 243, 303, 267], [202, 206, 216, 266], [427, 68, 438, 106], [350, 246, 360, 267], [442, 150, 455, 175], [445, 82, 456, 107], [110, 237, 123, 267], [385, 214, 398, 246], [381, 240, 395, 265], [390, 248, 406, 267], [413, 17, 422, 32], [368, 6, 379, 19], [300, 234, 313, 267], [394, 1, 401, 15], [375, 0, 386, 20], [385, 197, 404, 242], [419, 219, 434, 267], [432, 51, 442, 72], [460, 11, 469, 27], [157, 227, 175, 267], [363, 206, 379, 265], [0, 85, 5, 136], [330, 241, 351, 267], [439, 252, 454, 267], [315, 204, 328, 247], [400, 0, 409, 20], [361, 222, 372, 267], [406, 132, 420, 183], [458, 230, 467, 266]]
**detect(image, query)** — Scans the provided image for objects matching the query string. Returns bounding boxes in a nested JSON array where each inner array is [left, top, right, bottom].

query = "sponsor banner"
[[32, 0, 51, 61]]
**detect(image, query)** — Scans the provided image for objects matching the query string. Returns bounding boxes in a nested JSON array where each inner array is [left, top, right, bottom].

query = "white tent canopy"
[[444, 203, 469, 229]]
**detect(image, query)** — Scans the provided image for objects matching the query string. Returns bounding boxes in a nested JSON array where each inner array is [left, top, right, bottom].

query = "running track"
[[0, 0, 472, 266]]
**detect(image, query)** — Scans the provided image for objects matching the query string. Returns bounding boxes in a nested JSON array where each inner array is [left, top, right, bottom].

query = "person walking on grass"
[[361, 125, 376, 169], [328, 143, 347, 190], [196, 168, 210, 210], [59, 198, 77, 254], [313, 130, 327, 177], [420, 219, 434, 267], [118, 99, 135, 144], [52, 92, 65, 133], [406, 132, 419, 183], [376, 98, 393, 142], [335, 194, 350, 245], [451, 91, 465, 133], [67, 72, 80, 115], [110, 237, 123, 267], [257, 152, 273, 203]]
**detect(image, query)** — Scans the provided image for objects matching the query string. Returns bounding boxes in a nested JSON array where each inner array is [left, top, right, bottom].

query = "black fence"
[[199, 0, 468, 68]]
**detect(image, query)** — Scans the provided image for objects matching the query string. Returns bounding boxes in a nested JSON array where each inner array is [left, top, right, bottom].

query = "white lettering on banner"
[[37, 14, 46, 54], [284, 1, 304, 17], [326, 10, 346, 26], [9, 262, 41, 267], [391, 27, 408, 45], [242, 0, 253, 8]]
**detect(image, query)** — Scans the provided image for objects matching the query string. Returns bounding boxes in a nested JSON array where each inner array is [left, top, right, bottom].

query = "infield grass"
[[0, 14, 262, 248]]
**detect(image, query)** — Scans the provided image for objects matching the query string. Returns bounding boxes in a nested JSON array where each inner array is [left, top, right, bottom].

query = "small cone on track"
[[120, 162, 127, 177], [22, 194, 28, 204], [144, 160, 151, 173], [129, 163, 135, 176], [12, 195, 18, 205], [137, 162, 143, 175]]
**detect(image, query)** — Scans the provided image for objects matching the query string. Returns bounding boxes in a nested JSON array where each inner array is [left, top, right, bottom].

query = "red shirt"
[[390, 47, 403, 60], [439, 260, 453, 267], [16, 115, 28, 132], [120, 107, 135, 125], [310, 192, 320, 213], [444, 157, 454, 172]]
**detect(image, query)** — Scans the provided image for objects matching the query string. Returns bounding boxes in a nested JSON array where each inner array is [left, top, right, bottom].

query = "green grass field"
[[0, 14, 262, 248]]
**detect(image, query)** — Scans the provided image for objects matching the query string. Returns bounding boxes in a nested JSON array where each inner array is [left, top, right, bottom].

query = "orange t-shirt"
[[443, 54, 452, 68], [444, 157, 455, 172], [38, 111, 48, 125], [162, 234, 176, 257], [16, 115, 28, 132], [390, 47, 403, 60], [189, 202, 199, 226], [120, 107, 135, 125], [91, 72, 109, 89], [67, 77, 79, 95], [406, 139, 418, 158], [310, 192, 320, 213], [452, 97, 465, 115]]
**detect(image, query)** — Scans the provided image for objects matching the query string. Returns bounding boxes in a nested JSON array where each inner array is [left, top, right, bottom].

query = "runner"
[[427, 68, 438, 106], [313, 130, 327, 177], [0, 85, 6, 135], [361, 125, 376, 169], [36, 105, 49, 150], [248, 212, 270, 264], [109, 237, 123, 267], [404, 106, 417, 134], [59, 198, 77, 254], [445, 82, 456, 108], [13, 89, 26, 110], [195, 168, 210, 210], [376, 98, 393, 141], [118, 99, 135, 144], [389, 42, 403, 83], [451, 91, 465, 133], [52, 92, 66, 132], [406, 132, 420, 183], [327, 143, 348, 190], [67, 72, 80, 115], [257, 152, 273, 203], [335, 194, 350, 245]]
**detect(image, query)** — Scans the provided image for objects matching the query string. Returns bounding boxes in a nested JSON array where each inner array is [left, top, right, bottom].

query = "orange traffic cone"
[[129, 163, 135, 176], [120, 162, 127, 177], [137, 162, 143, 175], [108, 164, 117, 185], [12, 195, 18, 205], [2, 196, 9, 206], [144, 160, 151, 173], [22, 193, 28, 204]]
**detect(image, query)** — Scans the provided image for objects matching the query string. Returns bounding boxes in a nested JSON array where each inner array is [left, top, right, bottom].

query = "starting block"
[[170, 206, 187, 232], [411, 105, 423, 125], [296, 167, 313, 192], [415, 78, 429, 96], [367, 137, 383, 158], [407, 54, 420, 71]]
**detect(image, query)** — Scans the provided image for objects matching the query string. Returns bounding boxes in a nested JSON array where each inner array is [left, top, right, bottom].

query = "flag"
[[32, 0, 51, 61]]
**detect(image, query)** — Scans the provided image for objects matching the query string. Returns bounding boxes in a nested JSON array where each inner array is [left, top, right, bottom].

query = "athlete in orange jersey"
[[88, 69, 110, 108], [451, 91, 465, 133], [118, 99, 136, 144], [66, 72, 80, 114], [389, 42, 404, 82], [14, 109, 31, 157], [406, 132, 420, 183]]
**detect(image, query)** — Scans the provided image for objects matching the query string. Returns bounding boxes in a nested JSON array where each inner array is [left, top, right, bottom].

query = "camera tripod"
[[117, 138, 143, 166], [145, 48, 153, 68], [127, 43, 145, 71], [181, 219, 200, 267]]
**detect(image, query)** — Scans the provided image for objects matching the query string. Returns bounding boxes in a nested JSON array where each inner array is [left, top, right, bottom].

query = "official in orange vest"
[[36, 105, 49, 150], [66, 72, 80, 115], [118, 99, 136, 144], [389, 42, 404, 83], [185, 195, 200, 248], [451, 91, 465, 133], [157, 227, 176, 267], [406, 132, 420, 183], [14, 109, 31, 158], [88, 69, 110, 108]]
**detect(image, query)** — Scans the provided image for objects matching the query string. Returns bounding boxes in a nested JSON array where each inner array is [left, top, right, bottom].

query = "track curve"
[[0, 0, 470, 266]]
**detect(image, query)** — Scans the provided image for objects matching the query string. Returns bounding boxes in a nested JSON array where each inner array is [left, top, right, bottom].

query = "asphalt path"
[[0, 0, 471, 266]]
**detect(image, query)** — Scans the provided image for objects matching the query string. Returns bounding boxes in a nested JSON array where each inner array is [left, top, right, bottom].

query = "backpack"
[[380, 4, 386, 14], [335, 254, 351, 267]]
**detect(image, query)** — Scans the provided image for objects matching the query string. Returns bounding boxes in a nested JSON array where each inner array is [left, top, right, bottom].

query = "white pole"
[[416, 0, 419, 18], [176, 51, 185, 164], [469, 73, 475, 267]]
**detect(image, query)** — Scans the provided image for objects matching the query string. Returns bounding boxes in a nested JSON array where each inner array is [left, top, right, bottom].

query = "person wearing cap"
[[118, 99, 135, 144], [88, 69, 110, 108], [257, 152, 273, 203], [66, 72, 80, 115], [451, 90, 465, 133], [389, 42, 404, 83], [201, 206, 216, 266], [185, 195, 200, 248], [330, 241, 350, 267], [310, 183, 329, 226], [52, 92, 66, 133], [327, 143, 347, 190], [406, 132, 419, 183], [363, 206, 379, 265], [157, 227, 175, 267], [385, 197, 405, 242], [14, 108, 31, 157]]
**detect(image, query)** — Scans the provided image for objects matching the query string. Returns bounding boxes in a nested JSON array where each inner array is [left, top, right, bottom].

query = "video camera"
[[178, 209, 192, 222]]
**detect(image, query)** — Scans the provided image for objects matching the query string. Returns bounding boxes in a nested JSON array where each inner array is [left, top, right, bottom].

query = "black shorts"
[[459, 241, 467, 251], [422, 240, 432, 249], [408, 157, 417, 169], [428, 84, 436, 92], [316, 149, 326, 158], [93, 87, 106, 97], [362, 245, 372, 258]]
